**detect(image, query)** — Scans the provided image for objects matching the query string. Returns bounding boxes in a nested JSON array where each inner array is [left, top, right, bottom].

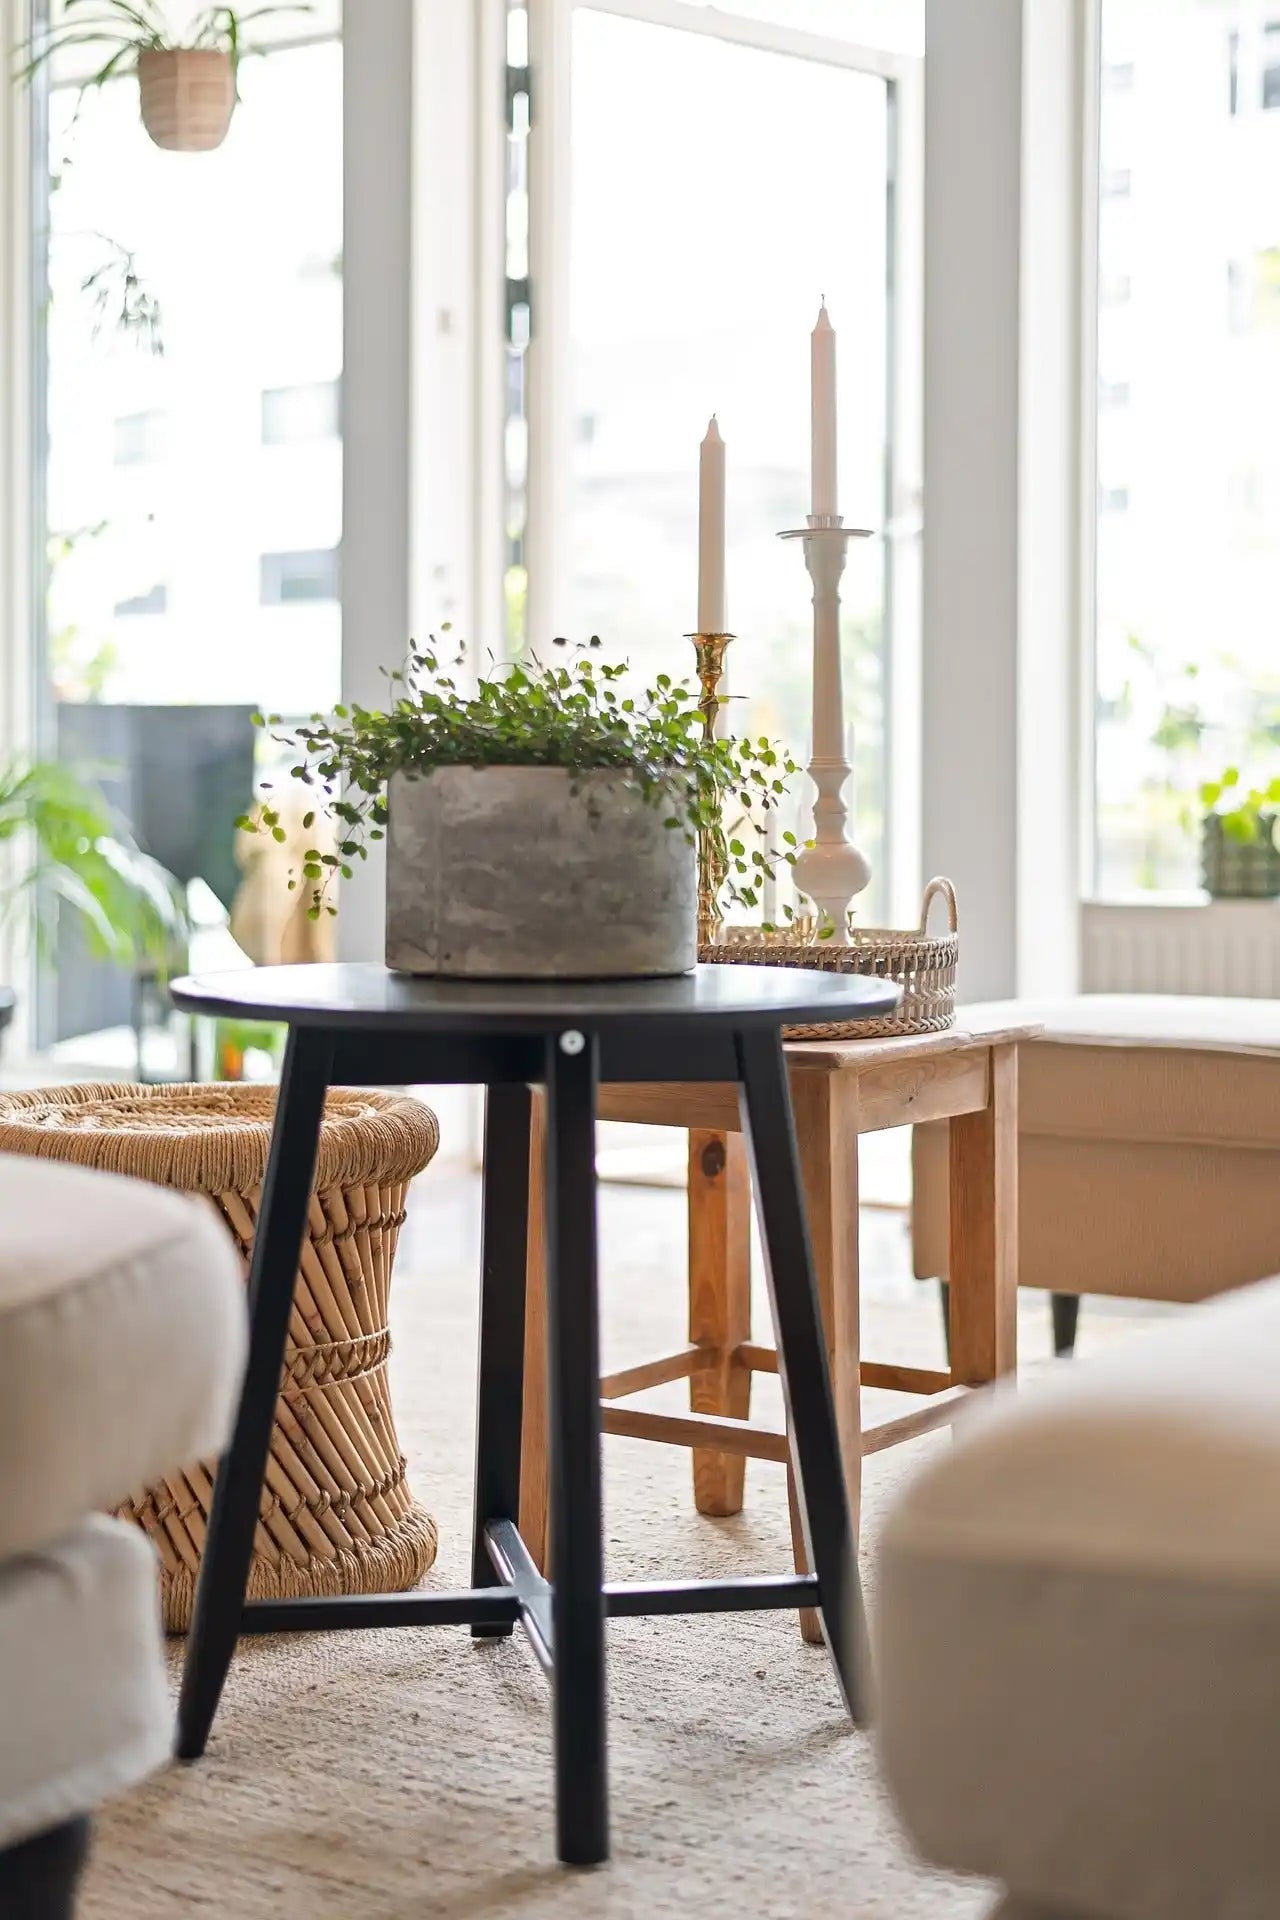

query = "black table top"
[[170, 963, 901, 1036]]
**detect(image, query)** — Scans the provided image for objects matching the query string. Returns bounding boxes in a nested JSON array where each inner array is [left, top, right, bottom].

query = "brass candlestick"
[[687, 630, 734, 945]]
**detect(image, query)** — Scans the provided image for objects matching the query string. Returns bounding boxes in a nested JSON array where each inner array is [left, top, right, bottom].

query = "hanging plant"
[[79, 232, 164, 350], [16, 3, 314, 154]]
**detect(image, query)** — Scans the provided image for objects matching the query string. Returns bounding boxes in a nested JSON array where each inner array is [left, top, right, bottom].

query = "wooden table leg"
[[948, 1044, 1019, 1385], [785, 1068, 860, 1645], [687, 1128, 752, 1516], [518, 1088, 550, 1569]]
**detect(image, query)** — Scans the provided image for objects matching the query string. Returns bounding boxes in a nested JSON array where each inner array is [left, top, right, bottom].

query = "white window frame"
[[1074, 0, 1280, 993], [520, 0, 925, 926]]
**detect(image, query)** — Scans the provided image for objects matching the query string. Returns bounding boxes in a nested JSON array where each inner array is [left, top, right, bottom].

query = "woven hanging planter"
[[138, 48, 237, 152], [0, 1080, 441, 1631], [700, 877, 960, 1042]]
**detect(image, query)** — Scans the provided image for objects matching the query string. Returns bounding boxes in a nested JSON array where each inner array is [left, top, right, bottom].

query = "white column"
[[339, 0, 414, 962], [1018, 0, 1089, 995], [921, 0, 1083, 998], [525, 0, 573, 652], [921, 0, 1022, 999], [412, 0, 484, 651]]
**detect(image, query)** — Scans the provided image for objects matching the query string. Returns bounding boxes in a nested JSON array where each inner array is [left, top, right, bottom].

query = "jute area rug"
[[83, 1173, 1142, 1920]]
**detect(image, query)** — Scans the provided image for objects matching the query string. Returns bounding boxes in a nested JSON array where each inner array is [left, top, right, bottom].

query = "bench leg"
[[0, 1818, 90, 1920], [786, 1068, 861, 1647], [688, 1128, 752, 1516], [1051, 1291, 1081, 1357], [948, 1044, 1019, 1386]]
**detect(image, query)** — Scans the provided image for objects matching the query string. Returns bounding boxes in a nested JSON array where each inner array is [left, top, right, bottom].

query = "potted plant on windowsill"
[[1199, 767, 1280, 900], [16, 3, 313, 154], [0, 758, 187, 1051], [242, 637, 800, 981]]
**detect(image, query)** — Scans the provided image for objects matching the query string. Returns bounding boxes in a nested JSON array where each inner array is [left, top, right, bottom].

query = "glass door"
[[510, 0, 917, 929]]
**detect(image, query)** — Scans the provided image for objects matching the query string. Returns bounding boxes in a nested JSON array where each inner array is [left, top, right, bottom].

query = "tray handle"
[[920, 876, 959, 934]]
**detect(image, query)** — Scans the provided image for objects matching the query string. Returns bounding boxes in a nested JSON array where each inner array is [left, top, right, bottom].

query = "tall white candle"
[[810, 304, 838, 519], [697, 415, 726, 633]]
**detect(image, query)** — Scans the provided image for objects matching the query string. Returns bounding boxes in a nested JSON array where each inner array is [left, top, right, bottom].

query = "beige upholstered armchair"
[[0, 1154, 244, 1916]]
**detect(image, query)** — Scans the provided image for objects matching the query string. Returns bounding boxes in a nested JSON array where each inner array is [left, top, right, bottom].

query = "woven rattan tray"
[[699, 876, 958, 1041]]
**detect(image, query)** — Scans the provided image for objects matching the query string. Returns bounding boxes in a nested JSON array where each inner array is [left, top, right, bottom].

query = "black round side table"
[[170, 962, 901, 1867]]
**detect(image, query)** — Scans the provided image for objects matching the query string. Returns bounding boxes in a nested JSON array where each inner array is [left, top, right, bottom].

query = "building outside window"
[[261, 379, 340, 445], [113, 410, 166, 466], [113, 582, 168, 617], [1263, 21, 1280, 107], [259, 547, 340, 605]]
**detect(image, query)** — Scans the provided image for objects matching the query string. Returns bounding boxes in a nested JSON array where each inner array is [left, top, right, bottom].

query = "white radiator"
[[1081, 899, 1280, 998]]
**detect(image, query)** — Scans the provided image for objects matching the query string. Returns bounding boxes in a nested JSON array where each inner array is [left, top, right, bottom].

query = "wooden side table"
[[520, 1014, 1038, 1639]]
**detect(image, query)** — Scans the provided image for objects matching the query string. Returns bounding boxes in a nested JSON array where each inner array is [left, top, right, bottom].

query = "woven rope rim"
[[0, 1081, 440, 1193], [701, 936, 957, 966], [699, 877, 959, 1041]]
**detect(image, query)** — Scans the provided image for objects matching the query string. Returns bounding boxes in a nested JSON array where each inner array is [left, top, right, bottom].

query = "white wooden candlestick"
[[779, 513, 873, 940]]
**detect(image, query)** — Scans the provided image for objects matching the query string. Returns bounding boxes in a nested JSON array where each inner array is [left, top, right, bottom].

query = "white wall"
[[921, 0, 1023, 999]]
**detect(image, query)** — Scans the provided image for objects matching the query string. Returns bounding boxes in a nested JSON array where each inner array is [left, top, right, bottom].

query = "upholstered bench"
[[878, 1275, 1280, 1920], [913, 995, 1280, 1337]]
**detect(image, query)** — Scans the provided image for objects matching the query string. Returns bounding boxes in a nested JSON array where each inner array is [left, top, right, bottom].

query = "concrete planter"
[[385, 766, 697, 979]]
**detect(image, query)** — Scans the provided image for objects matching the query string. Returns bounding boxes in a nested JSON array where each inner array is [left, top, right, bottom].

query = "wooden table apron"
[[517, 1021, 1035, 1641]]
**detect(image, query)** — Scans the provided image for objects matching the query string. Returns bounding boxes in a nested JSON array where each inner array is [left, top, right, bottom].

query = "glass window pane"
[[262, 379, 340, 444], [568, 9, 891, 920], [260, 547, 340, 604], [1093, 0, 1280, 895], [45, 38, 343, 715], [40, 30, 342, 1054]]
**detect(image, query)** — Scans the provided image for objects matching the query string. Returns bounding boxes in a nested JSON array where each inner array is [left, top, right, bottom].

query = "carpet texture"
[[82, 1172, 1127, 1920]]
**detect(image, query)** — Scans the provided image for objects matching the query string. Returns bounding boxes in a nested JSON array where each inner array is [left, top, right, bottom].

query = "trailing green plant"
[[15, 2, 314, 95], [0, 758, 186, 970], [241, 635, 804, 920], [80, 233, 163, 352], [1199, 765, 1280, 846]]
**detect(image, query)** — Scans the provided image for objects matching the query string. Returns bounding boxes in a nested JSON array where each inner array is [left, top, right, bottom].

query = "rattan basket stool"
[[0, 1080, 441, 1631]]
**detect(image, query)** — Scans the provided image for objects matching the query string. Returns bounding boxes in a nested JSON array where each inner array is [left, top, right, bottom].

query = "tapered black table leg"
[[736, 1027, 871, 1726], [544, 1028, 608, 1866], [471, 1083, 533, 1637], [176, 1027, 332, 1759]]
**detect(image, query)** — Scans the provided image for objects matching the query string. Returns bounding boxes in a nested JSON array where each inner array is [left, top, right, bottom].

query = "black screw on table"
[[169, 962, 901, 1867]]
